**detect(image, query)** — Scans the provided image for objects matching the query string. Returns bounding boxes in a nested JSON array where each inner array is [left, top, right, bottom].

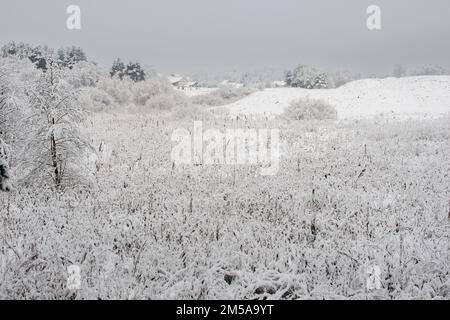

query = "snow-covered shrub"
[[171, 103, 213, 120], [281, 98, 337, 120], [132, 77, 173, 106], [65, 61, 103, 88], [94, 76, 175, 108], [145, 94, 177, 110], [330, 71, 358, 88], [0, 57, 38, 144], [216, 85, 254, 100], [192, 92, 225, 106], [410, 65, 448, 76], [97, 76, 134, 106], [192, 85, 254, 106], [285, 65, 332, 89], [78, 87, 114, 111]]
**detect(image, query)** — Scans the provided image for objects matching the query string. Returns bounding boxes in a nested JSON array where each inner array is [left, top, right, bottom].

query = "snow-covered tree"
[[110, 58, 126, 79], [29, 45, 53, 71], [0, 72, 12, 191], [66, 61, 103, 88], [57, 46, 87, 69], [411, 65, 448, 76], [1, 41, 33, 59], [22, 57, 90, 188], [1, 42, 88, 72], [0, 138, 11, 191], [0, 72, 8, 135], [125, 62, 146, 82], [285, 65, 331, 89], [1, 42, 53, 71], [110, 59, 146, 82]]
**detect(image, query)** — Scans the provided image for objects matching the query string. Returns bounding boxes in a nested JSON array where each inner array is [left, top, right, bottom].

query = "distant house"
[[185, 80, 199, 88], [272, 80, 286, 87], [168, 74, 184, 87], [168, 74, 199, 90]]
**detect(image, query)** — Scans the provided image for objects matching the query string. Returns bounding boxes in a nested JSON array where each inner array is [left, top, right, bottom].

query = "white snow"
[[217, 76, 450, 119]]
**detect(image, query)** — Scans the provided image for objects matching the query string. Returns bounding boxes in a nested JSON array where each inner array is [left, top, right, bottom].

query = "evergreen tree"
[[110, 58, 126, 79], [125, 61, 146, 82], [57, 46, 87, 69], [1, 41, 51, 71]]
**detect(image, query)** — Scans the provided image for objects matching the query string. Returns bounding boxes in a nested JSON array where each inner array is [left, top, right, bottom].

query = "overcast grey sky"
[[1, 0, 449, 75]]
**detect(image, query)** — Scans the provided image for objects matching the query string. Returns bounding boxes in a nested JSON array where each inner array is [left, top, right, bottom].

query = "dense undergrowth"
[[1, 115, 449, 299]]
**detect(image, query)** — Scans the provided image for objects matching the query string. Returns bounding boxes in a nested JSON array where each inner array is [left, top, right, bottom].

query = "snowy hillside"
[[219, 76, 450, 119]]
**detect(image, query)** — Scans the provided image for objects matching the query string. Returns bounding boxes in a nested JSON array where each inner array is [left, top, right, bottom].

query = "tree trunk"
[[50, 117, 60, 187]]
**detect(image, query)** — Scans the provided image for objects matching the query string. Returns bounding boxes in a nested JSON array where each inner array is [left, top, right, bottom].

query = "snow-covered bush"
[[132, 77, 173, 106], [330, 71, 359, 88], [0, 57, 39, 145], [192, 85, 255, 106], [285, 65, 332, 89], [96, 76, 134, 106], [171, 103, 213, 120], [94, 76, 176, 109], [191, 93, 225, 106], [65, 61, 103, 88], [410, 65, 448, 76], [281, 98, 337, 120], [78, 87, 114, 111], [217, 85, 254, 100], [144, 94, 177, 110]]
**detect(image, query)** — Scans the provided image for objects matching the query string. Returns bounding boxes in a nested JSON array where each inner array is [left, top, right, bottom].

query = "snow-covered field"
[[1, 58, 449, 299], [219, 76, 450, 119], [2, 112, 449, 299]]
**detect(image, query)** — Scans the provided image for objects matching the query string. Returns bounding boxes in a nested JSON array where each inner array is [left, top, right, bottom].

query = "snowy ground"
[[1, 70, 449, 299], [218, 76, 450, 119], [3, 114, 449, 300]]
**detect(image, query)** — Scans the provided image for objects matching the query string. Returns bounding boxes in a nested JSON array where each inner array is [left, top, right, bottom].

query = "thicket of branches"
[[21, 58, 89, 188], [0, 46, 90, 190]]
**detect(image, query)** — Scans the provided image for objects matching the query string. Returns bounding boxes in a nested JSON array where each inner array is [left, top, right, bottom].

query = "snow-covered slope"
[[218, 76, 450, 119]]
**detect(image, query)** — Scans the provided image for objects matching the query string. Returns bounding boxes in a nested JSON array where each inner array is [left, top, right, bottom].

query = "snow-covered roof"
[[185, 81, 198, 87], [168, 74, 184, 84], [273, 80, 286, 86]]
